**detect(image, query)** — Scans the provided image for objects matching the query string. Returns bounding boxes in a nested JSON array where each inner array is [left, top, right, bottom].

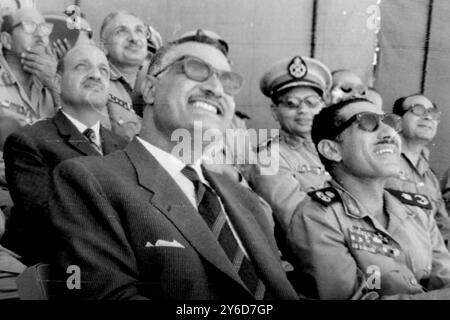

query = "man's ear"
[[54, 73, 62, 94], [141, 75, 157, 105], [0, 32, 12, 50], [270, 104, 280, 122], [317, 139, 342, 163]]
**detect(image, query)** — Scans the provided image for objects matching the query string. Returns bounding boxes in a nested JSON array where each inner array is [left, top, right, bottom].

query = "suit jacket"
[[48, 138, 298, 300], [2, 110, 128, 264]]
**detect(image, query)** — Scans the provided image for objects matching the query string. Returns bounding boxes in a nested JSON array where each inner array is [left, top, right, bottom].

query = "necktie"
[[83, 128, 103, 155], [181, 165, 265, 299]]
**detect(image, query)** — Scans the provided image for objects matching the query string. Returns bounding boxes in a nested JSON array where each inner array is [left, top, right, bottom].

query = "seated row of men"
[[0, 7, 450, 300]]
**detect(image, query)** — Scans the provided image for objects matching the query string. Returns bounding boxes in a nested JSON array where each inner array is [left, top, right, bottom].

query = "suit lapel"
[[123, 139, 251, 295], [53, 111, 100, 156], [99, 126, 125, 155], [203, 168, 298, 299]]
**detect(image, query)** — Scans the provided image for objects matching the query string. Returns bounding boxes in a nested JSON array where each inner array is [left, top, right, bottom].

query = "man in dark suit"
[[2, 44, 128, 265], [48, 35, 298, 300]]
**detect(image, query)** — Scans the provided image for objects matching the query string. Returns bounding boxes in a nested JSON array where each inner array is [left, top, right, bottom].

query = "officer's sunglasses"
[[153, 55, 243, 96], [405, 104, 441, 120], [333, 112, 402, 138], [278, 96, 324, 110], [12, 20, 54, 36]]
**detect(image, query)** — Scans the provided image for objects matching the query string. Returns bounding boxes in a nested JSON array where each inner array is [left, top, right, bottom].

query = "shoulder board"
[[385, 189, 432, 210], [308, 187, 341, 207]]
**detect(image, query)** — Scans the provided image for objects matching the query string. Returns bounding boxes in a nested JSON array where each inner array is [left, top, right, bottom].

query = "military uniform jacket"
[[101, 63, 142, 141], [386, 149, 450, 246], [251, 130, 330, 232], [285, 180, 450, 300], [0, 55, 56, 125]]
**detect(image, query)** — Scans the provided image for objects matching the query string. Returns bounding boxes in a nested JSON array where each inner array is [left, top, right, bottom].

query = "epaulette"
[[386, 189, 432, 210], [108, 94, 133, 112], [308, 187, 341, 206]]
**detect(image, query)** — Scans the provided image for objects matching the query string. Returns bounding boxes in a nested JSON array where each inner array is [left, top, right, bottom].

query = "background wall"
[[30, 0, 450, 176]]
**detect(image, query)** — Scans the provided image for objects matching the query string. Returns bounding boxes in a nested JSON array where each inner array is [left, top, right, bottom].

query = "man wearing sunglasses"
[[284, 98, 450, 299], [250, 56, 332, 234], [99, 11, 151, 141], [330, 69, 368, 104], [0, 8, 58, 127], [386, 94, 450, 249], [47, 35, 298, 300]]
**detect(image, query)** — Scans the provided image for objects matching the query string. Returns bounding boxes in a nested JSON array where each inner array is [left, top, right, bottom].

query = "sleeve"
[[250, 152, 307, 232], [48, 159, 148, 300], [285, 200, 365, 299], [2, 131, 53, 261], [427, 212, 450, 290]]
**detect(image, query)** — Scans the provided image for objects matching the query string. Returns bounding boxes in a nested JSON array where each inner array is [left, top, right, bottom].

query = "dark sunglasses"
[[333, 112, 402, 138], [278, 95, 324, 110], [153, 55, 243, 96], [405, 104, 441, 120]]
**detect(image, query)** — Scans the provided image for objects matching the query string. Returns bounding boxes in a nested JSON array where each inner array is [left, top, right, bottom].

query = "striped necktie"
[[83, 128, 103, 155], [181, 165, 265, 299]]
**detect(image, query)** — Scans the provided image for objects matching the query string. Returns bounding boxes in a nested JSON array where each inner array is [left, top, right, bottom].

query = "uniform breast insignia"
[[108, 94, 133, 112], [349, 226, 400, 258], [386, 189, 432, 210], [308, 187, 340, 206]]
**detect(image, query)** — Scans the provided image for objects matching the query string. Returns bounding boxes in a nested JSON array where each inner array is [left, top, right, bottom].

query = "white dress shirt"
[[61, 111, 102, 148], [136, 137, 248, 256]]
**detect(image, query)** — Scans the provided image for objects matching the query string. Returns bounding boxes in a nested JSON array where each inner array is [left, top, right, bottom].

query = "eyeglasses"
[[333, 112, 402, 138], [111, 25, 151, 40], [405, 104, 441, 120], [153, 55, 243, 96], [278, 96, 324, 110], [12, 20, 54, 36]]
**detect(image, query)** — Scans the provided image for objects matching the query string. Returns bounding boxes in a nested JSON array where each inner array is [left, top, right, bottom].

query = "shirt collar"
[[61, 110, 101, 143], [136, 137, 206, 184], [109, 63, 123, 81]]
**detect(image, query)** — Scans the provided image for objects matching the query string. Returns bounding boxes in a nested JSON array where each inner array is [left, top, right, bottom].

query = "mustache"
[[376, 137, 400, 148], [82, 78, 106, 89]]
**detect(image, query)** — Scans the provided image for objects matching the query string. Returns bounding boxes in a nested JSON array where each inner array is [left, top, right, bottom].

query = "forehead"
[[403, 95, 433, 109], [105, 13, 144, 31], [279, 86, 320, 99], [65, 45, 108, 67], [13, 9, 44, 24], [339, 101, 382, 120], [333, 71, 363, 85], [166, 42, 231, 71]]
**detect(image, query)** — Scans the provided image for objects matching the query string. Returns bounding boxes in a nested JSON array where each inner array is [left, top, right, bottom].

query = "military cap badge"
[[288, 56, 307, 79]]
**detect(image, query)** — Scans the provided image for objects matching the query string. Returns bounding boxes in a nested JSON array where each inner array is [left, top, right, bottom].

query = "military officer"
[[385, 94, 450, 248], [100, 11, 161, 140], [250, 55, 332, 232], [285, 98, 450, 300], [0, 8, 57, 127]]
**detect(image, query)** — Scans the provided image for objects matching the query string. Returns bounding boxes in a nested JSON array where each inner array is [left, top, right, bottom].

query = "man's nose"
[[201, 73, 224, 98]]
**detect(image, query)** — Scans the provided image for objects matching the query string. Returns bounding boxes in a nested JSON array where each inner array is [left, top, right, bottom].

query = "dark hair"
[[392, 93, 438, 116], [170, 29, 228, 56], [0, 14, 15, 34], [311, 97, 373, 173]]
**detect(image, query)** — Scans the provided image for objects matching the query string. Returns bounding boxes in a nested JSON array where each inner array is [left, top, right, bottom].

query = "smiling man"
[[284, 98, 450, 300], [385, 94, 450, 248], [47, 35, 298, 300], [2, 44, 127, 264], [100, 11, 150, 140]]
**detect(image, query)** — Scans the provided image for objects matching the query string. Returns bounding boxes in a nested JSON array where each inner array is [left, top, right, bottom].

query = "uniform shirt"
[[386, 148, 450, 246], [102, 63, 142, 141], [0, 55, 56, 126], [285, 180, 450, 300], [250, 130, 330, 231]]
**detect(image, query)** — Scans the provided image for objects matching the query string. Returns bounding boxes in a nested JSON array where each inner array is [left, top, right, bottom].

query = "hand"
[[21, 45, 58, 91], [52, 38, 72, 60]]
